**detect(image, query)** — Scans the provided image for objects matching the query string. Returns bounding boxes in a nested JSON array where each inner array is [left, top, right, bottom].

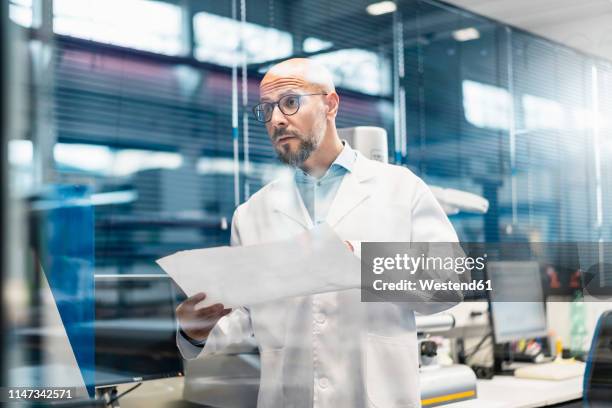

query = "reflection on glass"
[[53, 143, 183, 177], [93, 275, 183, 386], [197, 157, 290, 184], [462, 80, 511, 130], [452, 27, 480, 42], [5, 0, 612, 400], [308, 49, 391, 96], [53, 0, 183, 55], [193, 12, 293, 66], [522, 94, 564, 130], [8, 140, 34, 196], [303, 37, 334, 53], [9, 0, 33, 27]]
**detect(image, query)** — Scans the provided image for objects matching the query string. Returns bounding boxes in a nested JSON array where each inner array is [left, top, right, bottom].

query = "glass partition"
[[3, 0, 611, 402]]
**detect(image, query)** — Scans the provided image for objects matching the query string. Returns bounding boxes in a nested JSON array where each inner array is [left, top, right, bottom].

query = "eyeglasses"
[[252, 93, 328, 123]]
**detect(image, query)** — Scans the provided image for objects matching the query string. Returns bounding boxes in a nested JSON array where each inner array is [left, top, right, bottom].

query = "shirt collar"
[[332, 140, 357, 173], [295, 140, 357, 181]]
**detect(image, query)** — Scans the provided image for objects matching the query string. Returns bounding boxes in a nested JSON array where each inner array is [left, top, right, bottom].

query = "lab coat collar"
[[351, 151, 377, 183], [325, 151, 376, 227], [271, 151, 377, 229], [271, 177, 313, 230]]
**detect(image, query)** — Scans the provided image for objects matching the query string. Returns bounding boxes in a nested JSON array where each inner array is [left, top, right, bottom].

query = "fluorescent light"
[[452, 27, 480, 42], [197, 157, 235, 175], [91, 190, 138, 206], [366, 1, 396, 16], [303, 37, 333, 53], [54, 143, 113, 173], [462, 80, 511, 130], [53, 0, 183, 55], [54, 143, 183, 176]]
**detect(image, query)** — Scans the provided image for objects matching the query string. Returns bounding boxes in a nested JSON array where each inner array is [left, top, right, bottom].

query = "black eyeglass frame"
[[252, 93, 328, 123]]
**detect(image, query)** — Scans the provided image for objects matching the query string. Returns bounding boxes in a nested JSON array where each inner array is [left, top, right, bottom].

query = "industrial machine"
[[416, 314, 478, 407]]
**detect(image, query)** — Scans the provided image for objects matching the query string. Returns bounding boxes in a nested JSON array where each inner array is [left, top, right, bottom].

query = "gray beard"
[[276, 137, 317, 167], [275, 116, 326, 167]]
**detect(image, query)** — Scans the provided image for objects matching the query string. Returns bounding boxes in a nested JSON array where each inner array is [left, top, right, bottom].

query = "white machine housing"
[[338, 126, 489, 215], [337, 126, 389, 164]]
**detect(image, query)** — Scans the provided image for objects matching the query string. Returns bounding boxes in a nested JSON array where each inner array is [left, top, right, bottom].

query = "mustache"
[[272, 128, 301, 143]]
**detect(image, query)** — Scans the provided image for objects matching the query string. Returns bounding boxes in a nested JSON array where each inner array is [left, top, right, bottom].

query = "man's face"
[[259, 85, 327, 167]]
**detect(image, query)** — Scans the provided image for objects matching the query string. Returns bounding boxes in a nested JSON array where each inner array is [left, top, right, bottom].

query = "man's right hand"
[[176, 292, 232, 342]]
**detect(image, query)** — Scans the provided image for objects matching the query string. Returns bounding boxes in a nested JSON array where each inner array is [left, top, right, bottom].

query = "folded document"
[[156, 223, 361, 308]]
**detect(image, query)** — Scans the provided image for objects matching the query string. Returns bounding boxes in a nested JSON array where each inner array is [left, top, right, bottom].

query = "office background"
[[3, 0, 612, 400], [8, 0, 612, 278]]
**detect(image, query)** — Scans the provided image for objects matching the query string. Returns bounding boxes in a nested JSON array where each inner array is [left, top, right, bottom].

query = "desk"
[[113, 375, 583, 408], [447, 376, 583, 408]]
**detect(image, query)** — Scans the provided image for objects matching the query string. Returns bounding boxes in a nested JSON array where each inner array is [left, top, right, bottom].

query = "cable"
[[464, 331, 493, 360], [107, 382, 143, 406]]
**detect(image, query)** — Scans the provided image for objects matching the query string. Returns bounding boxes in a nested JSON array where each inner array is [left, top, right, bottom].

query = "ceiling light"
[[366, 1, 397, 16], [452, 27, 480, 42]]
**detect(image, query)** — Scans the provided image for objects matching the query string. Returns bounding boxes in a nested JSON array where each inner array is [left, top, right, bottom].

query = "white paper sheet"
[[156, 223, 361, 307]]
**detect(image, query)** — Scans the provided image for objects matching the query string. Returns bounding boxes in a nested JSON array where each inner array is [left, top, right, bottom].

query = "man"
[[176, 58, 460, 407]]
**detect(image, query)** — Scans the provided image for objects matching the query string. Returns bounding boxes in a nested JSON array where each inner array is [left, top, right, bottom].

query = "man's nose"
[[269, 104, 288, 127]]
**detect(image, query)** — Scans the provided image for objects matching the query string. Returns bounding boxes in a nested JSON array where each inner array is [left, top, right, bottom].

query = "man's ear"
[[325, 92, 339, 119]]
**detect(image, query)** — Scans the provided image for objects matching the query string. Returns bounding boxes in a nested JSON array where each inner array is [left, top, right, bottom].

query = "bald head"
[[260, 58, 335, 95]]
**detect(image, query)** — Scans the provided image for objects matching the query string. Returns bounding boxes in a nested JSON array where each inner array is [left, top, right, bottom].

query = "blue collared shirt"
[[294, 141, 357, 225]]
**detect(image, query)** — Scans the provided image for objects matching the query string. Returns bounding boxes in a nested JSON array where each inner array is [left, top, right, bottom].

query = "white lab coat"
[[179, 151, 460, 408]]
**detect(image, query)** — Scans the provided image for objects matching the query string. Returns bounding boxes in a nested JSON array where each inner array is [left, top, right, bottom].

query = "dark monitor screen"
[[94, 275, 183, 387]]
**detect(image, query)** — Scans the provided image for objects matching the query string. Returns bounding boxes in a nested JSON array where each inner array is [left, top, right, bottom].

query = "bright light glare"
[[522, 94, 564, 130], [303, 37, 334, 53], [9, 140, 33, 167], [453, 27, 480, 42], [54, 143, 113, 173], [54, 143, 182, 177], [91, 191, 138, 206], [309, 49, 391, 96], [366, 1, 397, 16], [463, 80, 603, 131], [196, 158, 235, 175], [9, 139, 34, 196], [462, 80, 511, 130], [113, 150, 183, 177], [9, 0, 33, 27], [194, 12, 292, 66], [53, 0, 183, 55], [196, 158, 290, 183]]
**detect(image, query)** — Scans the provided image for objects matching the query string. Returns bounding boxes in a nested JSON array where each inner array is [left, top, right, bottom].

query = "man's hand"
[[176, 292, 232, 342]]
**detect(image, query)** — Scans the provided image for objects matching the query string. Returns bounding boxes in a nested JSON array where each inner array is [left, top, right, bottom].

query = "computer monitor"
[[487, 261, 548, 343], [94, 274, 183, 387]]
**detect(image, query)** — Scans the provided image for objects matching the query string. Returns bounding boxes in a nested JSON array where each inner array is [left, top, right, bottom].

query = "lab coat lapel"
[[271, 177, 313, 230], [326, 153, 376, 227]]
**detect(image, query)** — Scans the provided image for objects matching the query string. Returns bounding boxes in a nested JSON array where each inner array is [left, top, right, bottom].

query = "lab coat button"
[[318, 377, 329, 388], [314, 312, 326, 324]]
